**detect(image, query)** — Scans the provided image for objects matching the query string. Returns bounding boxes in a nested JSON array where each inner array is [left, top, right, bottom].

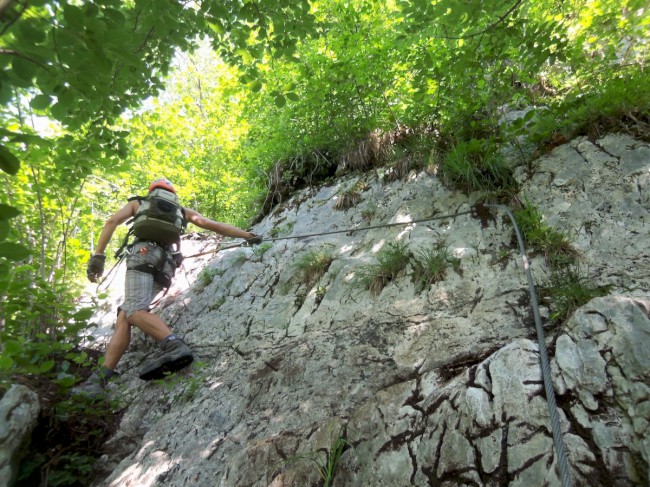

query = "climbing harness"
[[485, 204, 573, 487]]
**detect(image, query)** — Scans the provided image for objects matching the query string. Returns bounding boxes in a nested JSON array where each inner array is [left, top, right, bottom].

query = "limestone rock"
[[0, 385, 40, 487], [87, 134, 649, 486]]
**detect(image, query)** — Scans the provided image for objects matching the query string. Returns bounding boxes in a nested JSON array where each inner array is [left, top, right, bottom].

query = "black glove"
[[87, 254, 106, 282], [244, 233, 263, 246]]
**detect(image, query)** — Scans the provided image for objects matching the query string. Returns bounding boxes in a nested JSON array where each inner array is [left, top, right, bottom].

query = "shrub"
[[528, 71, 650, 146]]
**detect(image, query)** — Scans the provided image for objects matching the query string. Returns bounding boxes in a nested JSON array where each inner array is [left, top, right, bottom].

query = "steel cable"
[[486, 204, 573, 487]]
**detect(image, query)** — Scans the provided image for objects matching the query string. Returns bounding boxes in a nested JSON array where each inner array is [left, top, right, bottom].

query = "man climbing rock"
[[73, 177, 261, 399]]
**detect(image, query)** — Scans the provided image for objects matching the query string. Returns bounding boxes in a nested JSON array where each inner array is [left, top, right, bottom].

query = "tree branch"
[[0, 48, 51, 70], [135, 25, 155, 53]]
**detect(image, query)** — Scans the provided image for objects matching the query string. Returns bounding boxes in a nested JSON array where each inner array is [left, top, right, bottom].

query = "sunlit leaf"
[[249, 80, 263, 92]]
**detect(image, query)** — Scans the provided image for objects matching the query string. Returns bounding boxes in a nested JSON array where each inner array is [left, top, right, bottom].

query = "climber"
[[73, 177, 262, 399]]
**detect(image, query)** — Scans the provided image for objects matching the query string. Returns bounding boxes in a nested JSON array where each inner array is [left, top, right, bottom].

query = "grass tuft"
[[334, 190, 362, 211], [354, 241, 411, 295], [411, 240, 460, 291], [543, 266, 613, 323], [292, 246, 334, 287], [438, 138, 518, 194], [513, 199, 579, 267]]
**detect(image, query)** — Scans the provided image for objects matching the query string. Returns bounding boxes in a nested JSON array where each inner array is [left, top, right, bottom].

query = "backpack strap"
[[125, 195, 144, 226]]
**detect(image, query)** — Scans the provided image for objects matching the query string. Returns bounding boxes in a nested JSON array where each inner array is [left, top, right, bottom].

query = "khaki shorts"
[[121, 241, 169, 317]]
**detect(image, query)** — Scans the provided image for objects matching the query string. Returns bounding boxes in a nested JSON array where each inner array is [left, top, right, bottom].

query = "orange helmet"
[[149, 177, 176, 194]]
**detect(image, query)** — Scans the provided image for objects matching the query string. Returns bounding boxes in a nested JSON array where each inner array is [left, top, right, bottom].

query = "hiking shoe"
[[139, 337, 193, 381], [71, 372, 109, 401]]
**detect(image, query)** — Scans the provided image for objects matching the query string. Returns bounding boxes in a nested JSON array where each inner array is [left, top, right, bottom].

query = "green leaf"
[[285, 92, 300, 102], [0, 242, 31, 261], [0, 355, 14, 370], [274, 94, 286, 108], [55, 375, 77, 388], [19, 21, 47, 44], [0, 81, 12, 104], [63, 4, 84, 29], [9, 132, 49, 146], [249, 80, 263, 92], [0, 204, 20, 220], [40, 360, 55, 372], [208, 21, 225, 35], [0, 145, 20, 175], [11, 56, 37, 82], [4, 340, 21, 355], [73, 308, 94, 321], [0, 220, 8, 242], [104, 8, 126, 25], [30, 94, 52, 110]]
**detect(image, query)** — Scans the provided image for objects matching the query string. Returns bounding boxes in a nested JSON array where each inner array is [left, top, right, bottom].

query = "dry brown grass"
[[334, 190, 361, 211]]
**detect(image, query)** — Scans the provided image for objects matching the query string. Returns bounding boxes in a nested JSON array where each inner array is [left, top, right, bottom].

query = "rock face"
[[0, 385, 40, 487], [89, 134, 649, 486]]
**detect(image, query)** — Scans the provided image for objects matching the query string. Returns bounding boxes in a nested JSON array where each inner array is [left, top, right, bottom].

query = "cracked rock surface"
[[84, 135, 649, 486]]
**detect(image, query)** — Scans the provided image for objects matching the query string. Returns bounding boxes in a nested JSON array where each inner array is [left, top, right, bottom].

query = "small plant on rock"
[[312, 431, 349, 487], [542, 265, 613, 323], [154, 361, 206, 403], [513, 199, 579, 267], [197, 267, 225, 289], [438, 138, 517, 194], [269, 220, 295, 238], [361, 204, 377, 222], [411, 240, 460, 291], [354, 241, 411, 295], [252, 242, 273, 257], [334, 189, 362, 211], [279, 427, 350, 487], [292, 246, 334, 287]]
